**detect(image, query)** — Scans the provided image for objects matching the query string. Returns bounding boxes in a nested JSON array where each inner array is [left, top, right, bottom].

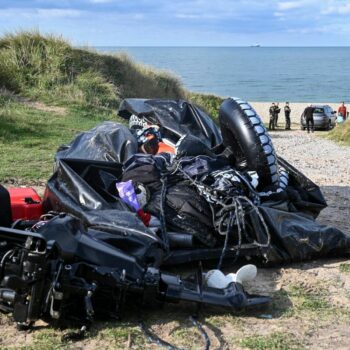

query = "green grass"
[[239, 332, 304, 350], [339, 263, 350, 273], [0, 94, 122, 182], [205, 313, 245, 329], [0, 30, 184, 108], [287, 284, 330, 312], [30, 328, 70, 350], [187, 92, 224, 123], [271, 282, 344, 320], [326, 121, 350, 145], [97, 323, 146, 349], [275, 283, 350, 321]]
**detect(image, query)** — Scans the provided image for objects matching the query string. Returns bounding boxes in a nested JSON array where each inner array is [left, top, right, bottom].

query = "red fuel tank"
[[8, 188, 43, 221]]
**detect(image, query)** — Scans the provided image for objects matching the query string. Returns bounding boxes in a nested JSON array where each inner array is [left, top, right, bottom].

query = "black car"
[[300, 105, 336, 130]]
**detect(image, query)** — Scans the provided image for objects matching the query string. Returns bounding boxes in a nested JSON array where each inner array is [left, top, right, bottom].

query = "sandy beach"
[[250, 101, 340, 125]]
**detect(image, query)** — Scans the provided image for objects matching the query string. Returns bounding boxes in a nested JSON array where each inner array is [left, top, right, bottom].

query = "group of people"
[[268, 101, 348, 134], [303, 102, 348, 133], [269, 102, 291, 130]]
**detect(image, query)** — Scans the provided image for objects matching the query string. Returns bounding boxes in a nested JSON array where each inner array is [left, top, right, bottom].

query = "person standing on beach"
[[274, 103, 281, 128], [338, 102, 347, 121], [284, 102, 291, 130], [269, 103, 276, 130], [303, 105, 315, 133]]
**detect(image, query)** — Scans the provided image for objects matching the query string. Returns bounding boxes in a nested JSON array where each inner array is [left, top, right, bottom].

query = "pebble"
[[270, 130, 350, 187]]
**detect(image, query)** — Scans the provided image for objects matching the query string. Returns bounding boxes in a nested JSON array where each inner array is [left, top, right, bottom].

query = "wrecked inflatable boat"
[[0, 98, 349, 334]]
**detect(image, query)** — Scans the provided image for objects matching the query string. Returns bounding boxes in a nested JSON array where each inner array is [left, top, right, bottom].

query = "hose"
[[139, 316, 211, 350]]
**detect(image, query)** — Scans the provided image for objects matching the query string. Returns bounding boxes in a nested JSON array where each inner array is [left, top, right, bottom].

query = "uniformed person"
[[284, 102, 291, 130], [274, 103, 281, 128], [269, 103, 276, 130]]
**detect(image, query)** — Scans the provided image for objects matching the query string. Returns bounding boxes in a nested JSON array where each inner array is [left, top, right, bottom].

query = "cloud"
[[0, 0, 349, 45], [0, 7, 82, 19], [321, 3, 350, 14], [274, 11, 285, 17], [36, 9, 82, 17], [277, 1, 303, 10]]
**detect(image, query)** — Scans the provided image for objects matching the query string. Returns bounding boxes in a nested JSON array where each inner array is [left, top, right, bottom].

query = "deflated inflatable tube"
[[219, 98, 279, 190]]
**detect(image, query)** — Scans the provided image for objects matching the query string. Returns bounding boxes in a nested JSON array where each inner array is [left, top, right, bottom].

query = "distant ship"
[[250, 43, 261, 47]]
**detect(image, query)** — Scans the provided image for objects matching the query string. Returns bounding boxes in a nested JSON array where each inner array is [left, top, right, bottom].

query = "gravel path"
[[270, 128, 350, 234]]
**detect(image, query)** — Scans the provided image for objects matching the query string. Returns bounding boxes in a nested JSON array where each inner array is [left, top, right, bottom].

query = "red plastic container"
[[7, 187, 43, 221]]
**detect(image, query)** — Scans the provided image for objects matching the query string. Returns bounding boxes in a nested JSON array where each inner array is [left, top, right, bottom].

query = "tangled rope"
[[170, 159, 271, 263]]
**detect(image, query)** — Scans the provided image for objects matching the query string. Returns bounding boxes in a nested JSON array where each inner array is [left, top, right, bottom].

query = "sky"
[[0, 0, 350, 46]]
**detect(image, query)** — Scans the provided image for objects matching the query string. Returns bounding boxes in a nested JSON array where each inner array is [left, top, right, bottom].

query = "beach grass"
[[0, 31, 188, 183], [0, 30, 185, 106], [326, 121, 350, 145], [0, 31, 229, 183], [187, 92, 224, 123]]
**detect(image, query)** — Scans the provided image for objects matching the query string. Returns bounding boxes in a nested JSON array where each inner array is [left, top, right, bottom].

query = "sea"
[[95, 47, 350, 102]]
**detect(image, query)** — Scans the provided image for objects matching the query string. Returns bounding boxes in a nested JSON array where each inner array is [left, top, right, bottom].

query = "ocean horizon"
[[95, 46, 350, 103]]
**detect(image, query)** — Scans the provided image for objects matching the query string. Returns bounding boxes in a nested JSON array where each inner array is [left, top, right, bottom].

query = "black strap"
[[159, 174, 170, 252]]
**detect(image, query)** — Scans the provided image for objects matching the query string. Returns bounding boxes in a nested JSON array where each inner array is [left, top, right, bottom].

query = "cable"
[[139, 316, 211, 350], [189, 316, 210, 350], [0, 249, 14, 280], [139, 321, 184, 350], [61, 325, 87, 342]]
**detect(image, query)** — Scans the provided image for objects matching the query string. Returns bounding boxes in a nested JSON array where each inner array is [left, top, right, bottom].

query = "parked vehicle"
[[300, 105, 336, 130]]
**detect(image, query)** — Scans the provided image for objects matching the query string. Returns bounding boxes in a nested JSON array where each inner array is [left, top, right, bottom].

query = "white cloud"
[[36, 9, 82, 17], [321, 2, 350, 14], [0, 7, 82, 19], [273, 11, 284, 17], [175, 13, 219, 20], [277, 1, 303, 10]]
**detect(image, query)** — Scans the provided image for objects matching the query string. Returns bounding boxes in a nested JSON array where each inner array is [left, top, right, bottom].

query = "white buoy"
[[205, 270, 230, 289], [205, 264, 258, 289], [226, 264, 257, 285]]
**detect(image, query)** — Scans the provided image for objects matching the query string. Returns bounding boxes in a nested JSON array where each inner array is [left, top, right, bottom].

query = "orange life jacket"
[[157, 142, 175, 154]]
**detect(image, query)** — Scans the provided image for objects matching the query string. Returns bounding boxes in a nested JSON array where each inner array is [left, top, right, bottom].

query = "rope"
[[170, 160, 272, 260], [160, 174, 170, 252], [216, 213, 233, 270], [236, 196, 271, 248]]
